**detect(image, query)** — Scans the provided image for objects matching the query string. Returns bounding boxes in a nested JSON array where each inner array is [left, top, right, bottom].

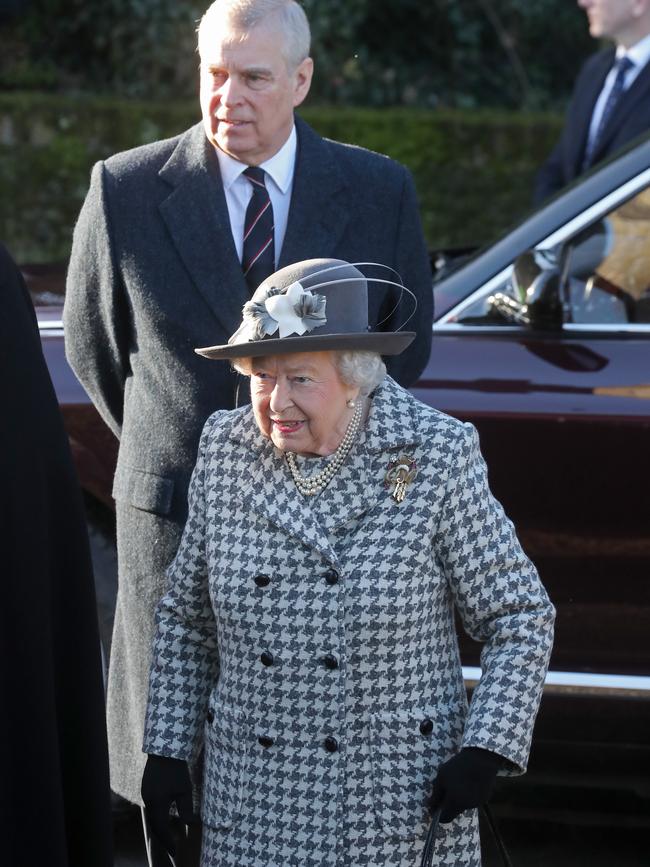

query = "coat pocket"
[[369, 709, 457, 840], [201, 704, 247, 830], [112, 465, 174, 515]]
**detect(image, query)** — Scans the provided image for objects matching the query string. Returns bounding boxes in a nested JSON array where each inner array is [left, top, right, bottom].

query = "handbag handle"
[[420, 804, 512, 867]]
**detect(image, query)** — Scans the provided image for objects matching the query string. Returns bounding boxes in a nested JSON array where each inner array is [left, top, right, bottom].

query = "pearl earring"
[[346, 398, 356, 408]]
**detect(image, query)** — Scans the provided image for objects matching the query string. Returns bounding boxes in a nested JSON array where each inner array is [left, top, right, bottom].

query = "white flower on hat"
[[234, 280, 327, 343], [265, 281, 321, 337]]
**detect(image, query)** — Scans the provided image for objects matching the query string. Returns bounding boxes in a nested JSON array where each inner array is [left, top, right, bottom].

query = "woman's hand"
[[141, 754, 198, 854], [429, 747, 504, 823]]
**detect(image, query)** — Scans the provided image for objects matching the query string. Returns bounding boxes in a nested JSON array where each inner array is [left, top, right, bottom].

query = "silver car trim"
[[38, 319, 64, 330], [541, 167, 650, 248], [563, 323, 650, 334], [436, 267, 514, 327], [463, 666, 650, 696], [437, 167, 650, 331], [434, 322, 650, 335]]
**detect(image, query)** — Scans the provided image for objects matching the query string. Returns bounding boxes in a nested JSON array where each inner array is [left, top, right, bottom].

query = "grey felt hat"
[[195, 258, 416, 360]]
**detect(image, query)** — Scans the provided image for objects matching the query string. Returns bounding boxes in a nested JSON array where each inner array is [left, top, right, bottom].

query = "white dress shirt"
[[215, 126, 297, 268], [587, 33, 650, 149]]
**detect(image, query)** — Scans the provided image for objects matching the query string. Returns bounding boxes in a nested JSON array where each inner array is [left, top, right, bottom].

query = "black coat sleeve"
[[0, 242, 113, 867]]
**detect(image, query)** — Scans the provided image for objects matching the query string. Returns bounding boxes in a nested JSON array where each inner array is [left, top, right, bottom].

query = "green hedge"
[[0, 93, 563, 263]]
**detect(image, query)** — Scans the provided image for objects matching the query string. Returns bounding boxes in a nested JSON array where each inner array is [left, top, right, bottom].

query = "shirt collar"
[[215, 125, 297, 194], [617, 32, 650, 70]]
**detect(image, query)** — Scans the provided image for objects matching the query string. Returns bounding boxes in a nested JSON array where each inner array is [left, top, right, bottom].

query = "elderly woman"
[[141, 259, 554, 867]]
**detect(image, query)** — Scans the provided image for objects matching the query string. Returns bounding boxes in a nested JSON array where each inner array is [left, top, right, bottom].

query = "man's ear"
[[292, 57, 314, 108], [635, 0, 650, 19]]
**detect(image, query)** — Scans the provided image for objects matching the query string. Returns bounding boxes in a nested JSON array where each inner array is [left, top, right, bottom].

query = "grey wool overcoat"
[[63, 117, 433, 804], [143, 376, 555, 867]]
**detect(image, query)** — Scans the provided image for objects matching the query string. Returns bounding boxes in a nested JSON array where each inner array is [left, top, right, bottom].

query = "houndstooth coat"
[[143, 376, 554, 866]]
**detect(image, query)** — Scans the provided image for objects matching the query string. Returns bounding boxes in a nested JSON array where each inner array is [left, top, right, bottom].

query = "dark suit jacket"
[[63, 115, 433, 804], [534, 47, 650, 204]]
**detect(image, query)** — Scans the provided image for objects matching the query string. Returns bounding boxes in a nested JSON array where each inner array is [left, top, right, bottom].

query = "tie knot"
[[615, 55, 634, 77], [243, 166, 267, 188]]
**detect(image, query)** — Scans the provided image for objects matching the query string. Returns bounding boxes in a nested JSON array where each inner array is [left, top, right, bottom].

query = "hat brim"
[[195, 331, 415, 360]]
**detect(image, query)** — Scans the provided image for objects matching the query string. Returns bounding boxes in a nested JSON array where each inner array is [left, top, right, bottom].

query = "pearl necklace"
[[285, 401, 363, 497]]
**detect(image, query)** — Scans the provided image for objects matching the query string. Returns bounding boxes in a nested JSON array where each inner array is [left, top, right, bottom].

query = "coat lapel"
[[279, 117, 351, 267], [594, 57, 650, 161], [158, 123, 250, 336], [570, 50, 614, 173], [314, 378, 422, 532], [230, 409, 339, 564], [226, 379, 421, 552], [157, 118, 350, 334]]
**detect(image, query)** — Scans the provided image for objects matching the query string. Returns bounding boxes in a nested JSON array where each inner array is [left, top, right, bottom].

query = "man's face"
[[578, 0, 643, 45], [199, 18, 313, 165]]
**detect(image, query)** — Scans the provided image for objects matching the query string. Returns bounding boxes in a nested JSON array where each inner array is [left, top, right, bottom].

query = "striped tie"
[[242, 166, 275, 292]]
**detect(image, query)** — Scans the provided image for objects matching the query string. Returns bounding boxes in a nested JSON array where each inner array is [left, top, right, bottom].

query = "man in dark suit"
[[534, 0, 650, 205], [63, 1, 432, 862]]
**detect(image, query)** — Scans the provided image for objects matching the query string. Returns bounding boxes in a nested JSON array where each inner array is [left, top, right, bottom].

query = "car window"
[[448, 184, 650, 329], [563, 187, 650, 325]]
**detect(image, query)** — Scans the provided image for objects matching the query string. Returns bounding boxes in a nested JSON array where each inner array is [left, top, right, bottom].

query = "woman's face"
[[249, 351, 360, 456]]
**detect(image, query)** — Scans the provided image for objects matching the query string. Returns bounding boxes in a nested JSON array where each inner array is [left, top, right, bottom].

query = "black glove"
[[141, 754, 198, 854], [429, 747, 503, 823]]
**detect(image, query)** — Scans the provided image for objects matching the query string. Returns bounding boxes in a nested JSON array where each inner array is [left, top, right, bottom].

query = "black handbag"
[[420, 804, 512, 867]]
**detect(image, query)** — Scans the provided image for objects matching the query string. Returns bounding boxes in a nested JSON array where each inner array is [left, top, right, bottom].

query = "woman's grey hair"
[[198, 0, 311, 70], [232, 350, 386, 394], [333, 351, 386, 395]]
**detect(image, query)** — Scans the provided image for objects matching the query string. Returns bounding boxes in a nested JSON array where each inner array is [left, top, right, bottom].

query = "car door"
[[413, 174, 650, 689]]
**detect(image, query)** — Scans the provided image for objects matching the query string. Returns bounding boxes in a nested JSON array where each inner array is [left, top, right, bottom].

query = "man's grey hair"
[[232, 350, 386, 395], [198, 0, 311, 70]]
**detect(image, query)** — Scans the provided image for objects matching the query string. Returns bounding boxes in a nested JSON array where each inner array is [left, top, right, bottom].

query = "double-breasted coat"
[[143, 376, 555, 866], [63, 117, 433, 804]]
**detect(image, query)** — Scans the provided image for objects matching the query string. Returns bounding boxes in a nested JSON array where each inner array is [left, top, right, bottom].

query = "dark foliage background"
[[1, 0, 591, 107], [0, 0, 592, 261], [304, 0, 593, 110]]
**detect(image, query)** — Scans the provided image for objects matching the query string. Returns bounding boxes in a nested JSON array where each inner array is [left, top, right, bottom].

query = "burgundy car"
[[31, 135, 650, 821], [418, 136, 650, 820]]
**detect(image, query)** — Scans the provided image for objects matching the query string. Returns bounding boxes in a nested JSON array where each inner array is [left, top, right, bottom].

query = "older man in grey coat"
[[63, 0, 433, 844]]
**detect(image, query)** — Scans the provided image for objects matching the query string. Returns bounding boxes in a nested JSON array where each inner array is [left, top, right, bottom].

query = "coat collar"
[[229, 376, 422, 558], [156, 117, 351, 337], [362, 375, 422, 452], [593, 53, 650, 161], [278, 116, 351, 267], [158, 122, 249, 337], [231, 411, 339, 564], [570, 49, 614, 172]]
